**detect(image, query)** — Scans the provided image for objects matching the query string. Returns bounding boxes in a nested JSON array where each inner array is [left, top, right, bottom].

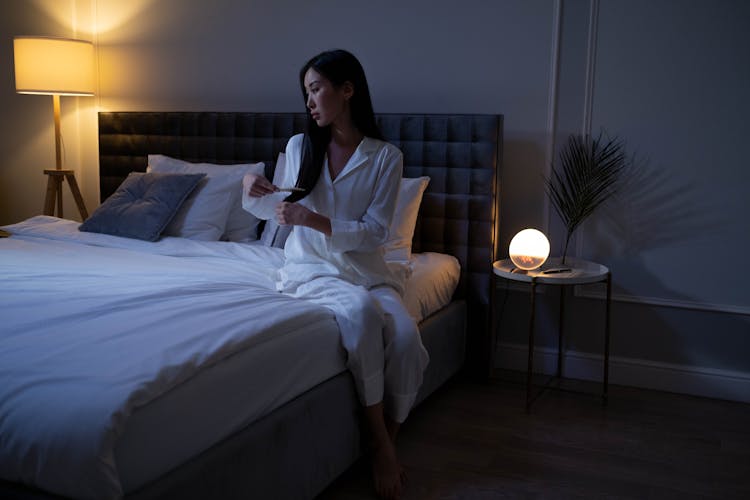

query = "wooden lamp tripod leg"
[[64, 172, 89, 219], [41, 95, 89, 220], [43, 173, 58, 216]]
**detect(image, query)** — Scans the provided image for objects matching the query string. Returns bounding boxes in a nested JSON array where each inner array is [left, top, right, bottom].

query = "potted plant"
[[544, 131, 629, 264]]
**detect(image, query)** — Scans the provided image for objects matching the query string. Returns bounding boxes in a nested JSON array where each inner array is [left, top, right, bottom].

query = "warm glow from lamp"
[[509, 228, 550, 270], [14, 37, 95, 96]]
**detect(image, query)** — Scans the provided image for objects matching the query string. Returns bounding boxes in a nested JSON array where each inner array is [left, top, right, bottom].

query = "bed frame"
[[1, 112, 502, 500]]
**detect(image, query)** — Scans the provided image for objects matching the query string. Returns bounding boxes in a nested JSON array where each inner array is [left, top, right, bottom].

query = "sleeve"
[[241, 135, 302, 220], [328, 145, 403, 253]]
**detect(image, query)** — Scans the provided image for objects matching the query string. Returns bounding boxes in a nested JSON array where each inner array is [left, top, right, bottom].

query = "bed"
[[0, 112, 503, 499]]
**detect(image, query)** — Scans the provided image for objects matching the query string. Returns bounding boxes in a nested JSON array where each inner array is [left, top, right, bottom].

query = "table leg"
[[557, 286, 565, 379], [603, 271, 612, 405], [526, 278, 537, 413]]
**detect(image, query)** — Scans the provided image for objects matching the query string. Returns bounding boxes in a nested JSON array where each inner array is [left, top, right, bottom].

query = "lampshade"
[[509, 228, 550, 271], [13, 36, 95, 96]]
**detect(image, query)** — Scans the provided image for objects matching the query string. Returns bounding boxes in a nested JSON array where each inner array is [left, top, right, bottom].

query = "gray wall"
[[2, 0, 748, 401]]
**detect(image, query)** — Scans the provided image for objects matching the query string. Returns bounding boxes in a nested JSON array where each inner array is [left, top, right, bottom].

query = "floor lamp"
[[13, 36, 95, 220]]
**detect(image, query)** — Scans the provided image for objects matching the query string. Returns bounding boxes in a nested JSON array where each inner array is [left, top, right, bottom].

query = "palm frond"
[[544, 131, 629, 261]]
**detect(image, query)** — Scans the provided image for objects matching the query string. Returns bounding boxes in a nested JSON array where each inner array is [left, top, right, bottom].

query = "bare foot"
[[371, 439, 403, 499]]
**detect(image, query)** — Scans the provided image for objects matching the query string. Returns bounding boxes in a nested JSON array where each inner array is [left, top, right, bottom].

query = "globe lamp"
[[509, 228, 550, 271]]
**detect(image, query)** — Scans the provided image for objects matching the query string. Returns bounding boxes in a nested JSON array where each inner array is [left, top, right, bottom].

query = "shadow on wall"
[[580, 156, 749, 400], [595, 155, 722, 255]]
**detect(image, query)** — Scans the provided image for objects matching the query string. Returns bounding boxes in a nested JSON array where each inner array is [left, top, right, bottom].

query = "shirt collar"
[[331, 136, 381, 183]]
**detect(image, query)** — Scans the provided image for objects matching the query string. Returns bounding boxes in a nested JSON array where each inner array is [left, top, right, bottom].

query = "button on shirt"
[[242, 134, 404, 294]]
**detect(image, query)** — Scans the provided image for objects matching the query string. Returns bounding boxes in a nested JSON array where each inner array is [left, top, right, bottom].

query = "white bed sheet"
[[0, 217, 342, 500], [0, 216, 460, 499]]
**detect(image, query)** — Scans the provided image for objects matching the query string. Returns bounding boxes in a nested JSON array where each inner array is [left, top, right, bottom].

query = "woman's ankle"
[[385, 416, 400, 444]]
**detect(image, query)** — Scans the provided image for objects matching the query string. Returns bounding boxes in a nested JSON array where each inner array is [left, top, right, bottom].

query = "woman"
[[242, 49, 428, 499]]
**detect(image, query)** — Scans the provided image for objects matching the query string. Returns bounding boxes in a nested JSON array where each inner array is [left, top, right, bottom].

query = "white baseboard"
[[495, 342, 750, 404]]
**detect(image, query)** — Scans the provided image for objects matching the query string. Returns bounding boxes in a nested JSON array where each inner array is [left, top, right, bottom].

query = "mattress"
[[0, 216, 460, 499]]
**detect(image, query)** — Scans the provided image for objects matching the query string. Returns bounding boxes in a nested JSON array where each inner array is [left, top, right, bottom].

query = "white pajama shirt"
[[242, 133, 429, 422]]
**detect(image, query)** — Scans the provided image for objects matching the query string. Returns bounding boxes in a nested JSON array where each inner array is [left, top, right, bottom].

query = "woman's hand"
[[243, 173, 277, 197], [276, 202, 312, 226], [277, 202, 332, 236]]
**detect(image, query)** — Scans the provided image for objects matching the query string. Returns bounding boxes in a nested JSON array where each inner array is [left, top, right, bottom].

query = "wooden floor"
[[317, 375, 750, 499]]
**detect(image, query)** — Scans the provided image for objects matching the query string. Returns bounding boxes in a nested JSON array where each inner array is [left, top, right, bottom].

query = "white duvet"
[[0, 216, 341, 499], [0, 216, 460, 499]]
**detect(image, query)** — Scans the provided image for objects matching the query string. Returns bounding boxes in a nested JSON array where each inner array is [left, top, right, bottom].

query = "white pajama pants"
[[287, 277, 429, 423]]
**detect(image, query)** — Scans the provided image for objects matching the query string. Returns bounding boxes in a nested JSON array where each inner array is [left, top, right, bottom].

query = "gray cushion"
[[79, 172, 205, 241]]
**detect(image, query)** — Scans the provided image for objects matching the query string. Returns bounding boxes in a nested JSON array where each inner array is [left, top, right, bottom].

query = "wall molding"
[[542, 0, 563, 235], [496, 342, 750, 403], [497, 279, 750, 316], [581, 0, 599, 137], [563, 0, 599, 260], [575, 286, 750, 316]]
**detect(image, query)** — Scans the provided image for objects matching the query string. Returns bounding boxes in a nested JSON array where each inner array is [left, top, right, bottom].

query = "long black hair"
[[286, 49, 382, 202]]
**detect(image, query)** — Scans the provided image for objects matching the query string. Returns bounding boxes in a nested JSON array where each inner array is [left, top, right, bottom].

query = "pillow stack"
[[148, 155, 265, 242], [80, 155, 265, 242], [81, 152, 430, 257]]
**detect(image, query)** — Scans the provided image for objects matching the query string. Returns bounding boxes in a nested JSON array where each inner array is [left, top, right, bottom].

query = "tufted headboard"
[[98, 112, 503, 375]]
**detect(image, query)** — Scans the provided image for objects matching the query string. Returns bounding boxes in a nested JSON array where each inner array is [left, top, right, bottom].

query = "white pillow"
[[384, 176, 430, 262], [148, 154, 265, 241], [260, 152, 293, 247]]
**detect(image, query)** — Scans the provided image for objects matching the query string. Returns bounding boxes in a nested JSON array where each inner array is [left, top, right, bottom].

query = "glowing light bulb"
[[509, 229, 550, 270]]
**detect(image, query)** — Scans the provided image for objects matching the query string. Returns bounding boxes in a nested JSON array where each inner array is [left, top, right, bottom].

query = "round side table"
[[492, 257, 612, 412]]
